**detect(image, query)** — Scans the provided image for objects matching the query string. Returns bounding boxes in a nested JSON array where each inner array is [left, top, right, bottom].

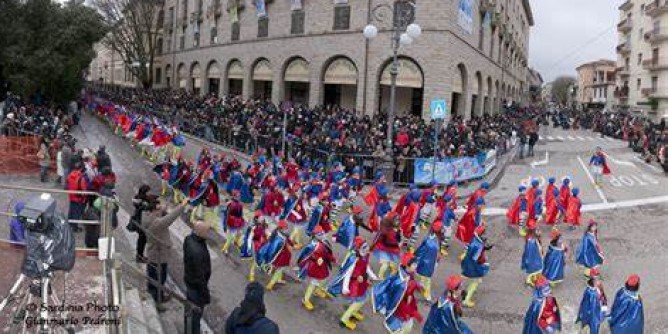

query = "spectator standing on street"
[[225, 282, 279, 334], [130, 185, 153, 262], [66, 161, 90, 232], [183, 219, 212, 334], [56, 142, 65, 185], [96, 145, 112, 171], [37, 137, 50, 182], [143, 198, 188, 312]]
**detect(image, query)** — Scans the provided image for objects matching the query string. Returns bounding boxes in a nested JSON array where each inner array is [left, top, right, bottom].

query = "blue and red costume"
[[522, 276, 562, 334], [609, 275, 644, 334]]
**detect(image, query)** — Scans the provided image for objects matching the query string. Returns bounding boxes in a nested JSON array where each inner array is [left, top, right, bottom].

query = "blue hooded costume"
[[305, 203, 324, 237], [372, 268, 412, 333], [239, 225, 254, 259], [461, 233, 490, 279], [239, 177, 254, 204], [226, 170, 244, 194], [522, 284, 561, 334], [256, 231, 287, 268], [9, 202, 26, 243], [576, 231, 604, 269], [521, 236, 543, 275], [609, 287, 644, 334], [542, 244, 566, 283], [576, 285, 606, 334], [415, 233, 440, 278], [334, 215, 357, 250], [423, 296, 474, 334]]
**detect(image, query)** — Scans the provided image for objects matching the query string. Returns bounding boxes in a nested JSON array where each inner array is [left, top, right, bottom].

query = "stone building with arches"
[[151, 0, 533, 119]]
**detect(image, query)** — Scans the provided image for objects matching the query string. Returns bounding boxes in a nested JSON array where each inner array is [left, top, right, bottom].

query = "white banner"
[[458, 0, 473, 34], [290, 0, 302, 10]]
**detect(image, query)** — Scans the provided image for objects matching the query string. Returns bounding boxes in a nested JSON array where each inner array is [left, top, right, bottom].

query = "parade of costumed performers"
[[87, 98, 649, 333]]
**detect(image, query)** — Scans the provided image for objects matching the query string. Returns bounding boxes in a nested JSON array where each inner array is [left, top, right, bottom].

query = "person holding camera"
[[128, 185, 153, 263], [143, 197, 189, 311]]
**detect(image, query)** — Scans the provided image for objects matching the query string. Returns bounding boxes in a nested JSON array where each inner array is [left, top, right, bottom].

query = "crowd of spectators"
[[92, 86, 542, 166]]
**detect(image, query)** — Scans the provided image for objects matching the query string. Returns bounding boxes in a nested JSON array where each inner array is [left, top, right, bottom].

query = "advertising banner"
[[414, 150, 495, 185]]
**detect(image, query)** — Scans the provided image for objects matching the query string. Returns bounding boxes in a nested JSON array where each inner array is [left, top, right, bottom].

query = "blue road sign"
[[430, 99, 447, 120]]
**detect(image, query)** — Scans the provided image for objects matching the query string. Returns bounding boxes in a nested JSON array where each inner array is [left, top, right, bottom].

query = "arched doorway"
[[451, 63, 468, 119], [283, 57, 310, 104], [227, 60, 244, 96], [190, 62, 202, 95], [494, 80, 500, 113], [252, 59, 273, 99], [165, 64, 172, 88], [485, 76, 492, 115], [472, 71, 482, 118], [177, 63, 187, 90], [379, 57, 424, 116], [206, 61, 221, 96], [323, 57, 358, 110]]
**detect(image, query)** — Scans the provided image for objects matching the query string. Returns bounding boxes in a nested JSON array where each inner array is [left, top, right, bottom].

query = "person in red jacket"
[[222, 190, 246, 254], [67, 162, 90, 232], [266, 220, 296, 291], [565, 188, 582, 230], [298, 226, 336, 311], [262, 185, 285, 226], [372, 213, 402, 279], [465, 182, 489, 209]]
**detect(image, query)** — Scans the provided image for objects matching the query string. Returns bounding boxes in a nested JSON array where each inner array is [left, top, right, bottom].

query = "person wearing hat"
[[558, 178, 571, 212], [304, 191, 329, 241], [372, 252, 423, 334], [542, 229, 568, 287], [171, 158, 192, 204], [576, 268, 608, 334], [544, 177, 558, 210], [347, 166, 363, 197], [576, 220, 605, 278], [460, 225, 492, 308], [423, 275, 473, 334], [525, 179, 540, 218], [183, 219, 212, 334], [368, 185, 392, 233], [435, 193, 457, 256], [260, 183, 285, 226], [455, 197, 486, 246], [414, 220, 445, 302], [327, 236, 378, 330], [329, 173, 350, 227], [239, 174, 255, 205], [521, 219, 544, 286], [609, 274, 644, 333], [589, 146, 611, 187], [225, 164, 244, 196], [286, 189, 311, 248], [544, 185, 563, 226], [334, 206, 370, 251], [297, 225, 336, 311], [465, 182, 489, 210], [224, 282, 279, 334], [522, 274, 562, 334], [372, 213, 403, 280], [189, 168, 221, 223], [401, 189, 422, 251], [444, 180, 459, 211], [239, 214, 269, 282], [256, 219, 296, 291], [506, 185, 528, 233], [222, 190, 246, 254], [418, 192, 437, 232], [393, 184, 418, 218], [565, 187, 582, 230]]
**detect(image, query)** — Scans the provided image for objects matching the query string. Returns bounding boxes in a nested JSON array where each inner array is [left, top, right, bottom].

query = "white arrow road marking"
[[556, 136, 565, 141], [633, 156, 661, 172], [546, 135, 554, 141], [530, 151, 550, 168], [577, 155, 608, 203], [567, 135, 575, 141], [576, 136, 585, 141], [607, 154, 637, 168], [586, 137, 595, 141]]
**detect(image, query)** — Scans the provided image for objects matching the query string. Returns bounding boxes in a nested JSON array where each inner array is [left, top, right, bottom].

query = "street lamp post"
[[364, 1, 421, 186]]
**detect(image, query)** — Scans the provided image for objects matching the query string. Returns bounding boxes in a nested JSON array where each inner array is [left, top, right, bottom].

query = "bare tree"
[[92, 0, 164, 89], [551, 76, 576, 106]]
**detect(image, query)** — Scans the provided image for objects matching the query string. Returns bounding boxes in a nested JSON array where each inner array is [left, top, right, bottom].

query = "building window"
[[211, 27, 218, 44], [258, 17, 269, 38], [651, 76, 658, 90], [155, 68, 162, 84], [291, 10, 305, 34], [194, 32, 200, 47], [179, 35, 185, 49], [333, 5, 351, 30], [637, 78, 641, 91], [639, 28, 644, 40], [637, 53, 642, 65], [231, 22, 240, 41], [157, 38, 163, 55], [166, 37, 172, 52]]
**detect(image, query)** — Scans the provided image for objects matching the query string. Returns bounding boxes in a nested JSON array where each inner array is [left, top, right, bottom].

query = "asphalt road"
[[51, 113, 668, 333]]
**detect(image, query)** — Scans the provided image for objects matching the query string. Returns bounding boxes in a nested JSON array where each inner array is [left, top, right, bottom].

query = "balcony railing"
[[616, 42, 631, 54], [646, 26, 668, 43], [619, 0, 633, 11], [641, 87, 657, 97], [616, 65, 630, 76], [644, 57, 668, 70], [645, 0, 668, 17], [617, 18, 632, 33]]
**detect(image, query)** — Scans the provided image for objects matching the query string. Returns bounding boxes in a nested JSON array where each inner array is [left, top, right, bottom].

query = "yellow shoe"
[[266, 282, 276, 291], [277, 279, 287, 285], [340, 319, 357, 330], [352, 311, 365, 321], [459, 252, 466, 261], [248, 274, 255, 282], [314, 289, 328, 299], [463, 300, 476, 308], [302, 299, 315, 311]]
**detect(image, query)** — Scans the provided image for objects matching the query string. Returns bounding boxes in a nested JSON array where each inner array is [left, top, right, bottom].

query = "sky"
[[529, 0, 624, 83]]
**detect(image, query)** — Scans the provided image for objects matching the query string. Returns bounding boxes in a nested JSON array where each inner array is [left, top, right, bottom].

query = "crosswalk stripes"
[[538, 134, 624, 143]]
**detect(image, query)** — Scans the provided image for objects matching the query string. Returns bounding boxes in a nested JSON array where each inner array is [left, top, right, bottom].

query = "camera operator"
[[66, 161, 90, 232], [128, 185, 153, 263], [143, 197, 189, 311]]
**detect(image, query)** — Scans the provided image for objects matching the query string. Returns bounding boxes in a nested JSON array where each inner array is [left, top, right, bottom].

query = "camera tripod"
[[0, 273, 73, 334]]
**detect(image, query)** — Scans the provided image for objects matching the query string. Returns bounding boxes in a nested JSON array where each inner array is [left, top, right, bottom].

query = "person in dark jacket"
[[131, 185, 153, 262], [225, 282, 279, 334], [96, 145, 112, 172], [183, 219, 212, 334]]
